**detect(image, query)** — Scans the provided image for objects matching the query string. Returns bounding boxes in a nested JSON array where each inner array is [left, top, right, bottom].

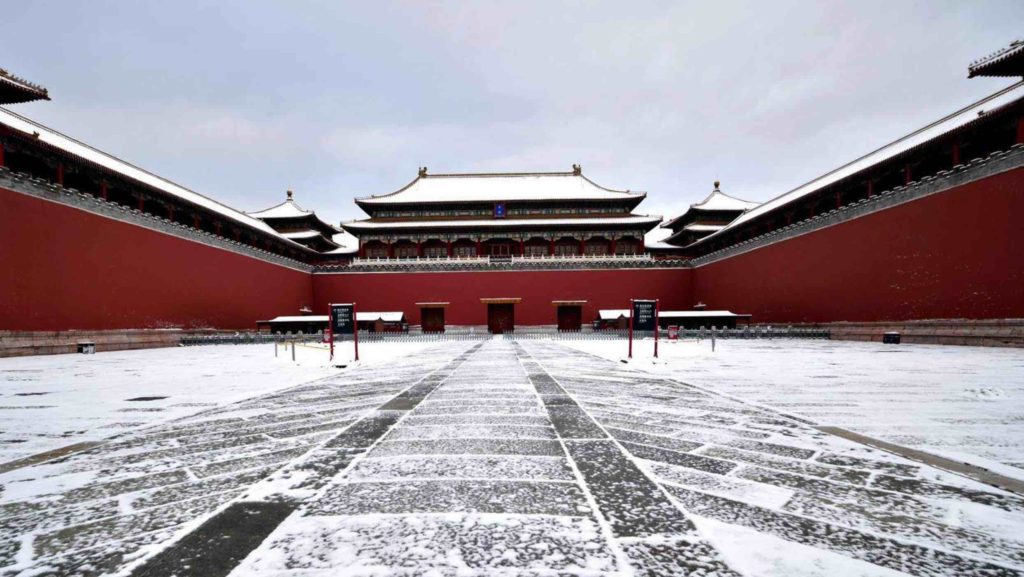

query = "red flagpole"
[[628, 299, 633, 359], [654, 299, 660, 358], [328, 302, 334, 361], [353, 302, 360, 362]]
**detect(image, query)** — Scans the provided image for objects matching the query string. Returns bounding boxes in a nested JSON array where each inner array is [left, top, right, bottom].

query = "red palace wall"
[[312, 268, 693, 326], [691, 168, 1024, 323], [0, 187, 314, 331]]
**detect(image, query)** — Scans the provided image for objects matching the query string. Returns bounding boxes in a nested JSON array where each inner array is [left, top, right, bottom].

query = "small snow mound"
[[963, 387, 1006, 400]]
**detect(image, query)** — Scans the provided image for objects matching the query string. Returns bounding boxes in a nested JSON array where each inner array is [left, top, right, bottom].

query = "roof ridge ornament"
[[572, 164, 582, 175], [714, 180, 721, 191], [286, 189, 294, 201], [418, 166, 428, 178]]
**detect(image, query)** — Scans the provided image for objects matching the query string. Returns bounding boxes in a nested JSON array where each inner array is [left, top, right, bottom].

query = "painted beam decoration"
[[631, 299, 657, 331]]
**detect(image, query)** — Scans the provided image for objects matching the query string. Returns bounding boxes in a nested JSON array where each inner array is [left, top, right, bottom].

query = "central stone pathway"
[[227, 339, 734, 576]]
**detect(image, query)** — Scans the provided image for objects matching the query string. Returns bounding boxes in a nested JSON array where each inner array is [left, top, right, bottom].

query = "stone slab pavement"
[[1, 339, 1023, 576]]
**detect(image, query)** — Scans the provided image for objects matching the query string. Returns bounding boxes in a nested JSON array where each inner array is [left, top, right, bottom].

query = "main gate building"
[[342, 166, 661, 259]]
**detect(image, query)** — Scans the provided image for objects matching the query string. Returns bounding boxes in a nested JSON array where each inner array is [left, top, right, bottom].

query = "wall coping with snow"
[[0, 167, 314, 273], [690, 144, 1024, 268]]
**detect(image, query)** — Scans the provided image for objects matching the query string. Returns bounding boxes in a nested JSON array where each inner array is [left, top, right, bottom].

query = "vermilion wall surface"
[[692, 168, 1024, 323], [312, 268, 693, 326], [4, 167, 1021, 332], [0, 188, 314, 330]]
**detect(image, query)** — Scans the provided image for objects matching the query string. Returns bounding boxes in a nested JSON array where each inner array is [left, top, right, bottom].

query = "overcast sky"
[[5, 1, 1023, 233]]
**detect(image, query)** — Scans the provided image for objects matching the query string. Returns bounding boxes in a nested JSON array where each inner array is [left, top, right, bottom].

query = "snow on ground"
[[0, 341, 434, 463], [564, 338, 1024, 479], [2, 338, 1024, 576]]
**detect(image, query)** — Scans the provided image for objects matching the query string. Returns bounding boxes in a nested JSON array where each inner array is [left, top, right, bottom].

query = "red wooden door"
[[556, 305, 582, 331], [488, 304, 515, 333], [421, 308, 445, 333]]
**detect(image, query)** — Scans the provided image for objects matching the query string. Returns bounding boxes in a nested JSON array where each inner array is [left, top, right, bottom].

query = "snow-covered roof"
[[693, 80, 1024, 246], [324, 245, 359, 255], [662, 183, 757, 229], [357, 312, 405, 322], [0, 69, 49, 104], [682, 223, 725, 232], [262, 315, 328, 323], [969, 39, 1024, 78], [357, 169, 645, 205], [281, 230, 322, 240], [660, 310, 750, 319], [248, 196, 313, 219], [691, 187, 759, 212], [0, 107, 305, 246], [343, 215, 662, 231], [598, 309, 747, 320]]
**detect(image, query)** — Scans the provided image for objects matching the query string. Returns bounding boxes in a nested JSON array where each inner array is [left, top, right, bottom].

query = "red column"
[[447, 241, 453, 257], [0, 142, 5, 167], [358, 242, 366, 259], [417, 241, 423, 257], [167, 206, 175, 221], [866, 180, 874, 198], [519, 239, 525, 255], [951, 144, 961, 166], [192, 215, 201, 229], [578, 239, 585, 255], [56, 163, 64, 186], [610, 238, 617, 255], [387, 241, 394, 258], [215, 222, 222, 236], [100, 181, 108, 200], [904, 164, 912, 185], [137, 197, 145, 211], [549, 239, 555, 255], [1017, 117, 1024, 144], [834, 191, 841, 209], [476, 239, 482, 256], [639, 237, 646, 253]]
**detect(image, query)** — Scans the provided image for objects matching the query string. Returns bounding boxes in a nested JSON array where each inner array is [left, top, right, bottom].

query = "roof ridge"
[[424, 171, 577, 178]]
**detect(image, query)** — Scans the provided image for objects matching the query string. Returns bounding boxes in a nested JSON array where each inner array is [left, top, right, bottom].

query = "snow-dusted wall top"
[[0, 107, 297, 244], [695, 80, 1024, 246]]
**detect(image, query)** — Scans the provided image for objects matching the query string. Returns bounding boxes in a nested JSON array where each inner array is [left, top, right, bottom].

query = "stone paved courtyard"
[[2, 339, 1024, 576]]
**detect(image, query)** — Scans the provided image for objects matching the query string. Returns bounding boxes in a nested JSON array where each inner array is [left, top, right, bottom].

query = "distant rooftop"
[[0, 68, 50, 105], [662, 182, 757, 229], [969, 39, 1024, 78], [248, 190, 315, 219], [357, 166, 646, 205]]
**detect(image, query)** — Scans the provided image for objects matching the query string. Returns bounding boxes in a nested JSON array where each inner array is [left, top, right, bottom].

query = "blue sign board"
[[494, 202, 506, 218]]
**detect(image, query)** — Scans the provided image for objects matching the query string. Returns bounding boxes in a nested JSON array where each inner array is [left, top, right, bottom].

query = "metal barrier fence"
[[180, 333, 324, 346], [180, 325, 829, 346]]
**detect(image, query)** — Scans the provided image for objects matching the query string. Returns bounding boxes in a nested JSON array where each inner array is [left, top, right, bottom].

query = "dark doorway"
[[487, 304, 515, 334], [556, 305, 582, 331], [421, 307, 445, 332]]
